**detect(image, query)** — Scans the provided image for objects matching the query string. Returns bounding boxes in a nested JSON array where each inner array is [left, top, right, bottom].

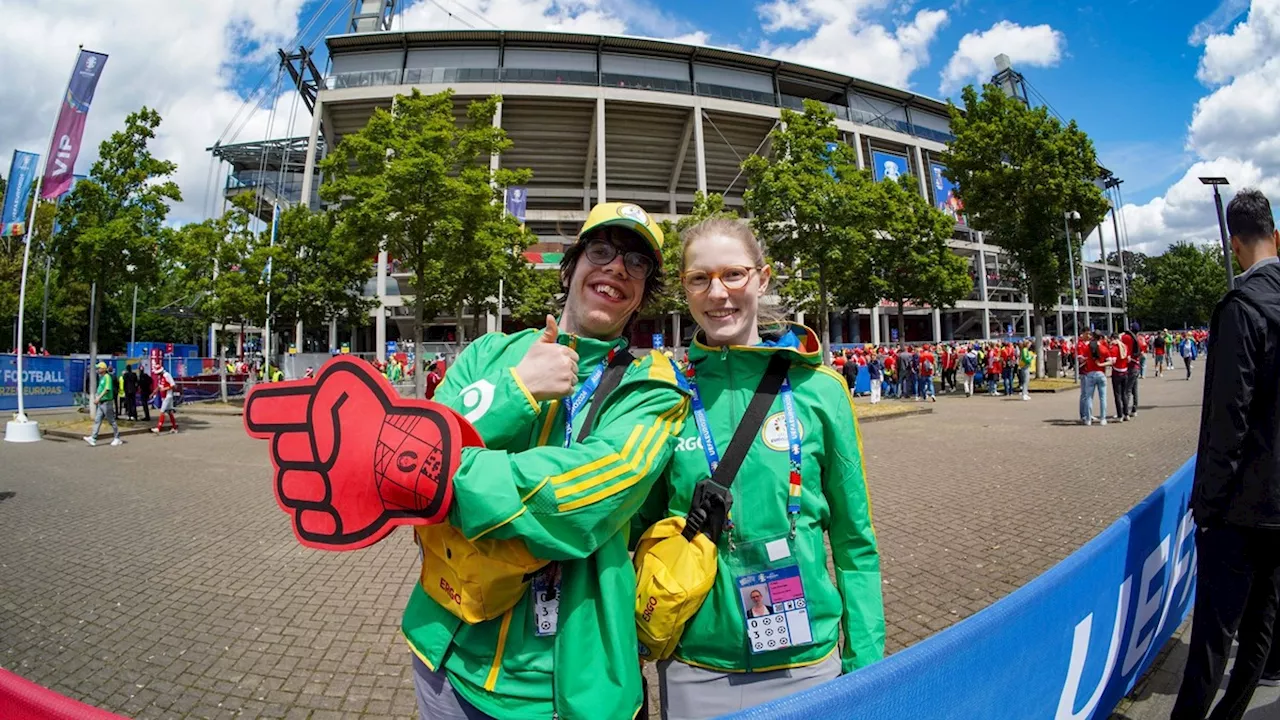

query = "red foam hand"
[[243, 357, 483, 551]]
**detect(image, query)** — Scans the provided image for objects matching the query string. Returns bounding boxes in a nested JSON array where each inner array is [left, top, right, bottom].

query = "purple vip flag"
[[40, 50, 108, 200]]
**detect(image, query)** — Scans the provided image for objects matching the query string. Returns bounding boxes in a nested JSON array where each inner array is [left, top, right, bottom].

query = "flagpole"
[[7, 46, 82, 442], [263, 202, 278, 382]]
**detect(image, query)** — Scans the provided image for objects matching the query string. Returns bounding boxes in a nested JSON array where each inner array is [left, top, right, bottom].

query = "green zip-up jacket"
[[402, 328, 690, 720], [635, 325, 884, 674]]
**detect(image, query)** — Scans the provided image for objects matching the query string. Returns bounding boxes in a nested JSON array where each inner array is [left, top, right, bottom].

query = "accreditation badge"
[[532, 563, 561, 637], [727, 534, 814, 654]]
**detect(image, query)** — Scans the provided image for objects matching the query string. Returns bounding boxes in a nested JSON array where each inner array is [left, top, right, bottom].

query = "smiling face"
[[560, 229, 650, 340], [683, 225, 771, 347]]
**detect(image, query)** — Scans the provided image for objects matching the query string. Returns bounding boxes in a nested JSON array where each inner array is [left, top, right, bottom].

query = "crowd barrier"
[[730, 456, 1198, 720]]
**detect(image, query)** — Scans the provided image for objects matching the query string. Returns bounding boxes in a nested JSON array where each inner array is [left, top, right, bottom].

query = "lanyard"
[[686, 363, 803, 527], [562, 347, 617, 448]]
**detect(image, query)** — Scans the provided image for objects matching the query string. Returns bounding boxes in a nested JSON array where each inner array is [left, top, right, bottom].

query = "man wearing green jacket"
[[404, 202, 690, 720], [84, 362, 122, 447]]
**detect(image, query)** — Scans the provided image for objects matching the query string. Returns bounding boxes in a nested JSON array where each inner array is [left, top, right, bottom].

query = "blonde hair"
[[679, 218, 785, 331]]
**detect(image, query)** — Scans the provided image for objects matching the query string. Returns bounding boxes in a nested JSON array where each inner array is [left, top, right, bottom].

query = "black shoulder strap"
[[710, 353, 791, 490], [576, 349, 636, 443]]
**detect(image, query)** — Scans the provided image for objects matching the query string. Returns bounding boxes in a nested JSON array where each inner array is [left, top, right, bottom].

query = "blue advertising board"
[[732, 457, 1198, 720], [0, 355, 87, 410], [871, 151, 910, 184]]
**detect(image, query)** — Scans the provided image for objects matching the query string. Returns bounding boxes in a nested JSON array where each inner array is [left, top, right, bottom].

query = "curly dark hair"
[[559, 230, 667, 314]]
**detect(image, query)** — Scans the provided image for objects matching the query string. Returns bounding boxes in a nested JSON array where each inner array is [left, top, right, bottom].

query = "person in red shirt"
[[986, 345, 1003, 395], [149, 363, 179, 434], [919, 345, 938, 402], [883, 350, 898, 398], [1077, 330, 1113, 425], [999, 342, 1017, 395]]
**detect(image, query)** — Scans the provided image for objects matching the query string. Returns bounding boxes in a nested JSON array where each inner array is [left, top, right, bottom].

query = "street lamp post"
[[1200, 176, 1234, 290], [1064, 210, 1081, 381]]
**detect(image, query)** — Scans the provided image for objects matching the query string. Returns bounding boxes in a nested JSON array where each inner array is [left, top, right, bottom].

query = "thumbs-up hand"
[[514, 315, 580, 402]]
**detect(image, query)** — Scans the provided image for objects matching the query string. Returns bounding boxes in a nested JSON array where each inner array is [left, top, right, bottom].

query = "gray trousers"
[[658, 651, 841, 720], [412, 656, 493, 720], [91, 403, 119, 440]]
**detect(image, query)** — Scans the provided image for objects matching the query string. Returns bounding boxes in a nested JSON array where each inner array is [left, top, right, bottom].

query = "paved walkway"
[[0, 369, 1206, 719]]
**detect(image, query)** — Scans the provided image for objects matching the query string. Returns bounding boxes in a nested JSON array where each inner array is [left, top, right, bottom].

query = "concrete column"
[[596, 97, 607, 203], [1057, 310, 1064, 337], [1081, 258, 1092, 332], [977, 249, 989, 301], [931, 308, 942, 343], [489, 100, 502, 179], [235, 331, 243, 357], [913, 145, 929, 198], [376, 246, 388, 362], [1023, 308, 1032, 339], [982, 308, 992, 340], [870, 307, 881, 345], [350, 325, 357, 354], [852, 131, 865, 169], [328, 319, 338, 352], [299, 97, 323, 209], [694, 103, 708, 194], [831, 312, 845, 344], [295, 319, 304, 353], [851, 312, 862, 343]]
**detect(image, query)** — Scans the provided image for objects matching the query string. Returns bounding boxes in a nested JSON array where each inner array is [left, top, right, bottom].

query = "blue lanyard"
[[562, 348, 617, 448], [686, 365, 803, 518]]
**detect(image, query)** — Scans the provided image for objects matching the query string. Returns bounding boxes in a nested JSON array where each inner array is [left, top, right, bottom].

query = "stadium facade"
[[212, 28, 1127, 357]]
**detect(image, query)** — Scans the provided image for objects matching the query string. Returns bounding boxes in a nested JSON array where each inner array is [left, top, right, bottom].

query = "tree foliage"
[[1127, 242, 1227, 329], [56, 107, 181, 363], [943, 85, 1108, 324], [875, 174, 973, 339], [319, 89, 532, 396], [744, 101, 883, 358]]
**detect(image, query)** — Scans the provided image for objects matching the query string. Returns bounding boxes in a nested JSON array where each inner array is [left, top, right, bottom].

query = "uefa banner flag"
[[505, 186, 528, 222], [1, 150, 40, 238], [41, 50, 108, 200]]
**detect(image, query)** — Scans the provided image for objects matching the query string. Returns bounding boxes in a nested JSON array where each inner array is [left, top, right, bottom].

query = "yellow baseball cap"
[[578, 202, 665, 269], [95, 361, 108, 370]]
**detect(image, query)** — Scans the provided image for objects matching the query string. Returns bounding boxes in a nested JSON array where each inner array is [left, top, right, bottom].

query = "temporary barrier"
[[731, 457, 1198, 720], [0, 355, 86, 410]]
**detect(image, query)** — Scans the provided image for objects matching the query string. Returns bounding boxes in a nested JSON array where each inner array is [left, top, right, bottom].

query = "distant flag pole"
[[263, 202, 279, 381], [7, 46, 108, 443]]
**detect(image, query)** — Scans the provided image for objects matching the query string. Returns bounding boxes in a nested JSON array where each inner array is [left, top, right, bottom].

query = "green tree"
[[168, 198, 264, 401], [508, 268, 563, 327], [57, 107, 181, 369], [1128, 241, 1226, 329], [943, 84, 1108, 369], [743, 101, 882, 360], [257, 204, 377, 351], [875, 174, 973, 340], [320, 89, 532, 397]]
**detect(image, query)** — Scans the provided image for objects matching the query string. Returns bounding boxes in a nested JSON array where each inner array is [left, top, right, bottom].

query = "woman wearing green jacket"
[[636, 218, 884, 719], [406, 203, 690, 720]]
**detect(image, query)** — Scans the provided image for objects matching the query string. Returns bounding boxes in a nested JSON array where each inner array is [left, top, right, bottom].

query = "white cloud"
[[0, 0, 312, 225], [754, 0, 949, 90], [1117, 0, 1280, 254], [1197, 0, 1280, 84], [939, 20, 1065, 94]]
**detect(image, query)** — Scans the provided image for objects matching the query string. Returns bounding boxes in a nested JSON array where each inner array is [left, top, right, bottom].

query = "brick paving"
[[0, 370, 1204, 718]]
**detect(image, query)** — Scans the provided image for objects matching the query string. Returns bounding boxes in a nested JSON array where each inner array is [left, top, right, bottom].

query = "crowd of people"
[[83, 359, 179, 446]]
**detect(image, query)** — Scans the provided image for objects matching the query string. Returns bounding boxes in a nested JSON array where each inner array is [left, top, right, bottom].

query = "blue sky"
[[2, 0, 1272, 255]]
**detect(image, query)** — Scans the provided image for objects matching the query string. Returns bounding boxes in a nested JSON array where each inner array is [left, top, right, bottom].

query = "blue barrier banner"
[[0, 355, 84, 410], [731, 458, 1198, 720]]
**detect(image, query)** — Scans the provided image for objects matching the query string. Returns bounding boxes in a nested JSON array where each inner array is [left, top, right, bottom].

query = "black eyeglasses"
[[583, 238, 655, 280]]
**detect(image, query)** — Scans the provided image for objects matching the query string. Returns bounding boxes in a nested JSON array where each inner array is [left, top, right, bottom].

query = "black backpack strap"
[[682, 353, 791, 543], [576, 349, 636, 443], [710, 353, 791, 490]]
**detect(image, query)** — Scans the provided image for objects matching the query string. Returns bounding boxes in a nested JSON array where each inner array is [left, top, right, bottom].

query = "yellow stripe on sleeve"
[[557, 399, 687, 512]]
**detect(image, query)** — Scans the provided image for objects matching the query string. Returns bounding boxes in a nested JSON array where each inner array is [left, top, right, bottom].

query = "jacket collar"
[[687, 322, 822, 369]]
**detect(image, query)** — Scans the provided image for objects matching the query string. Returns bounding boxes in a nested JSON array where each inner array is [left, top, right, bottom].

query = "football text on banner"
[[1, 151, 41, 237], [0, 355, 86, 411], [731, 457, 1198, 720], [41, 50, 109, 200]]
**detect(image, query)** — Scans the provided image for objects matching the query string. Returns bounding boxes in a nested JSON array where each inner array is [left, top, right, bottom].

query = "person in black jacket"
[[122, 365, 138, 421], [1171, 188, 1280, 720], [137, 368, 153, 422]]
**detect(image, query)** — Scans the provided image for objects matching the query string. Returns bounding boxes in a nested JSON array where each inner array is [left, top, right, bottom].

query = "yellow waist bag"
[[417, 524, 548, 623], [633, 354, 790, 660], [633, 512, 721, 660], [420, 349, 637, 624]]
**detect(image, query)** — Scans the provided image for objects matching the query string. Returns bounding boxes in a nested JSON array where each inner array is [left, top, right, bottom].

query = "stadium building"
[[211, 12, 1127, 358]]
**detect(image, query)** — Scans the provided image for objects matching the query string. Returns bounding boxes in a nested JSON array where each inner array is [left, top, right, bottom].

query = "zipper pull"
[[721, 346, 728, 359]]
